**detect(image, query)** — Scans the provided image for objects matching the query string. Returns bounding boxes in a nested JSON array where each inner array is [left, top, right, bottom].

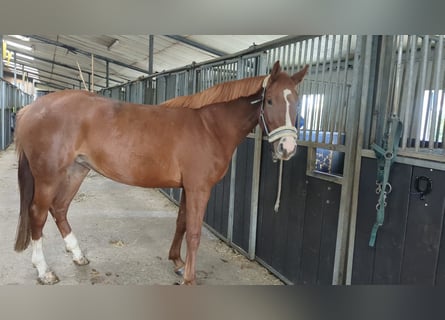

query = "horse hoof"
[[173, 280, 184, 285], [174, 266, 184, 276], [73, 256, 90, 266], [37, 271, 60, 285]]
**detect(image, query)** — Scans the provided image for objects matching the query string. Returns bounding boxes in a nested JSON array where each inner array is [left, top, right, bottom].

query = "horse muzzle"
[[267, 126, 298, 161], [274, 136, 297, 161]]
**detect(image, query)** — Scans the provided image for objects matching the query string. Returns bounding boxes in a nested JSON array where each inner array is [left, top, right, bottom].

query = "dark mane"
[[161, 75, 266, 109]]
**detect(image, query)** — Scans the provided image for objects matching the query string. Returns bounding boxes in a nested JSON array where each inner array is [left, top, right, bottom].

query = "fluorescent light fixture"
[[6, 40, 32, 51], [3, 61, 39, 74], [10, 35, 30, 42], [16, 53, 34, 60]]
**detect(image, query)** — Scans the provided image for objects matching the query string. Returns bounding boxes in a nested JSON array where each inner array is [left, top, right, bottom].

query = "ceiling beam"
[[28, 35, 151, 75], [9, 49, 125, 85], [164, 35, 227, 57]]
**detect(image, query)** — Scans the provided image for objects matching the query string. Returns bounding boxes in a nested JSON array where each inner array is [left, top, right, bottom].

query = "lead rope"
[[274, 159, 284, 213]]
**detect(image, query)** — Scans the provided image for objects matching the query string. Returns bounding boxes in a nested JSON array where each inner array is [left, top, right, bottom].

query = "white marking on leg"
[[32, 238, 49, 278], [64, 232, 84, 262]]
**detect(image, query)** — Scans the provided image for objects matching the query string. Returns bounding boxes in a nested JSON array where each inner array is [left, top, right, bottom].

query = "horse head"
[[259, 61, 308, 161]]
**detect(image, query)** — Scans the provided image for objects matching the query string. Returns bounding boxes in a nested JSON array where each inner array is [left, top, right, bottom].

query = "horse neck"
[[199, 95, 261, 152]]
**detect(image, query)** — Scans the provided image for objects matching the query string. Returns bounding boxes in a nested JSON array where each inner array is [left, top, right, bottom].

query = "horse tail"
[[14, 108, 34, 252]]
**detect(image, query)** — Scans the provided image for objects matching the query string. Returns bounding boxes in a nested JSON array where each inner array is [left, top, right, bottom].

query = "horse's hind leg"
[[30, 182, 60, 285], [168, 190, 186, 276], [49, 163, 90, 266]]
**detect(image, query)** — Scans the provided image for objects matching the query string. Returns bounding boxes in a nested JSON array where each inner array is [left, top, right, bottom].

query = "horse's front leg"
[[182, 188, 210, 285], [168, 190, 186, 276]]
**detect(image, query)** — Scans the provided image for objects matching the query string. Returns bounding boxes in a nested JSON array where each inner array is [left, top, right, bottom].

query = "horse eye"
[[267, 99, 272, 105]]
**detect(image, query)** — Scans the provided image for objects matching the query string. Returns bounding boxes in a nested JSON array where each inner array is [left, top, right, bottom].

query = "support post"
[[1, 34, 5, 150], [332, 36, 366, 284], [106, 61, 109, 88], [148, 35, 154, 75]]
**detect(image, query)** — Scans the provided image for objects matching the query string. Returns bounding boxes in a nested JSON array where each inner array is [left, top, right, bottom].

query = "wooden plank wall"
[[352, 157, 445, 284]]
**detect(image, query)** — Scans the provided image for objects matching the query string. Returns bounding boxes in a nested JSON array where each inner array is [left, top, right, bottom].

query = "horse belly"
[[75, 153, 182, 189]]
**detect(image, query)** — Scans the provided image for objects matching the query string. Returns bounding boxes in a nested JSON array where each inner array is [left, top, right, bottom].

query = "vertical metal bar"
[[106, 61, 109, 88], [429, 36, 443, 149], [402, 35, 417, 150], [1, 34, 5, 150], [392, 35, 405, 117], [148, 35, 154, 75], [345, 35, 373, 284], [247, 53, 267, 260], [338, 35, 352, 136], [437, 89, 445, 150], [313, 36, 323, 141], [415, 36, 429, 151], [13, 51, 17, 85], [227, 148, 237, 244], [321, 35, 332, 140], [332, 35, 365, 285], [325, 35, 337, 143], [332, 35, 344, 141]]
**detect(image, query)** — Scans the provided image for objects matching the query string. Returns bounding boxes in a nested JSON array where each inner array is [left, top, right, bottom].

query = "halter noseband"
[[252, 75, 299, 143]]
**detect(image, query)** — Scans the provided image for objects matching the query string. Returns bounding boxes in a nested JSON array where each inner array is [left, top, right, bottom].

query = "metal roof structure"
[[2, 35, 285, 92]]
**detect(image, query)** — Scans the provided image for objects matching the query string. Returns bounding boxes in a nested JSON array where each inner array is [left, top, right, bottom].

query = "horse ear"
[[291, 65, 309, 85], [270, 61, 281, 81]]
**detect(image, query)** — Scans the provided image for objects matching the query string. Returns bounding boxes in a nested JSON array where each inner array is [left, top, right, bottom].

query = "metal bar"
[[248, 125, 262, 260], [332, 35, 344, 139], [28, 35, 151, 75], [227, 149, 237, 245], [247, 54, 267, 260], [0, 34, 5, 150], [322, 35, 333, 137], [392, 35, 405, 117], [106, 61, 109, 88], [148, 35, 154, 75], [345, 35, 374, 284], [402, 35, 417, 150], [429, 36, 443, 148], [165, 35, 226, 57], [332, 35, 365, 285], [339, 36, 352, 135], [415, 36, 429, 151]]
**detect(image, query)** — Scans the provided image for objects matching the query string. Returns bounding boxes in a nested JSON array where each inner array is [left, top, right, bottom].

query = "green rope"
[[369, 115, 403, 247]]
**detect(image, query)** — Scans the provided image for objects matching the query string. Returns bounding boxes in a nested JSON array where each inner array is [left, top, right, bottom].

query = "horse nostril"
[[278, 143, 284, 154]]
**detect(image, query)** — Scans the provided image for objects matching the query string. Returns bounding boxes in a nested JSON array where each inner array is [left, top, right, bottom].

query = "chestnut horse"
[[14, 61, 308, 285]]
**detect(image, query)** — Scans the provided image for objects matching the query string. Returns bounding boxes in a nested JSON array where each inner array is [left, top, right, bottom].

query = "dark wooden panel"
[[401, 167, 445, 284], [317, 181, 341, 284], [205, 164, 231, 238], [233, 138, 254, 252], [352, 159, 412, 284], [300, 177, 332, 284], [281, 147, 308, 283], [352, 157, 380, 284], [256, 142, 280, 266], [372, 162, 411, 284]]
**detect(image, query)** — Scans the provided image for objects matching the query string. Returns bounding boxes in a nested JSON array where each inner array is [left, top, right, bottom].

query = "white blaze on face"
[[283, 89, 293, 127]]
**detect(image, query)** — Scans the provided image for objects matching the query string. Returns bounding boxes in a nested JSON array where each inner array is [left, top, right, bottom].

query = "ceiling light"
[[10, 35, 30, 42], [6, 40, 32, 51], [16, 53, 34, 60]]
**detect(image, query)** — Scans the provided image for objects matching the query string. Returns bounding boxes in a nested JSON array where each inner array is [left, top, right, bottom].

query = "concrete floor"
[[0, 145, 282, 285]]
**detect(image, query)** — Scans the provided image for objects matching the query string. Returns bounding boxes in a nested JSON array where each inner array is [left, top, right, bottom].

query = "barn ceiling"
[[1, 35, 285, 92]]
